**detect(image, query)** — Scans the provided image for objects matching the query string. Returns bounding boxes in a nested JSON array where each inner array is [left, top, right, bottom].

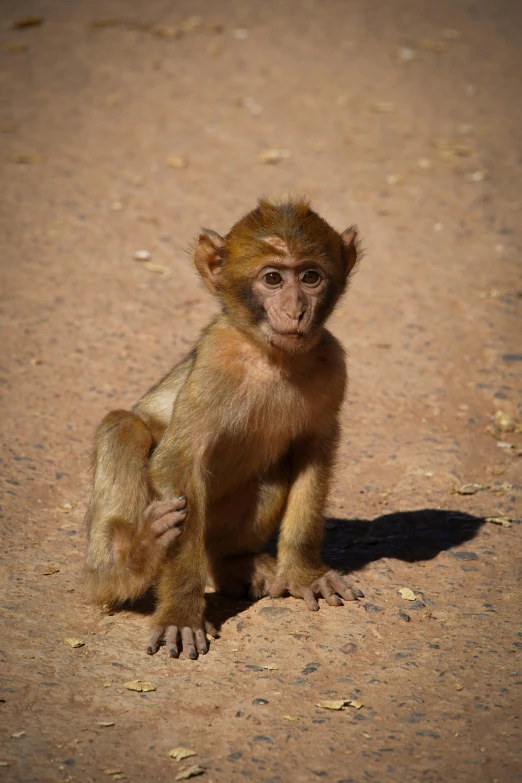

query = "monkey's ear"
[[194, 230, 225, 293], [341, 226, 359, 278]]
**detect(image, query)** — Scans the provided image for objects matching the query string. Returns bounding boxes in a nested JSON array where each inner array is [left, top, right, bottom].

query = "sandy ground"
[[0, 1, 521, 781]]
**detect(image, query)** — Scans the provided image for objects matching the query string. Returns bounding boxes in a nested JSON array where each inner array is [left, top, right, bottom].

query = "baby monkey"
[[85, 197, 363, 659]]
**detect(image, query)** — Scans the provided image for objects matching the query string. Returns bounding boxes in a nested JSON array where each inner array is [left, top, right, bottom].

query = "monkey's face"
[[248, 255, 333, 353]]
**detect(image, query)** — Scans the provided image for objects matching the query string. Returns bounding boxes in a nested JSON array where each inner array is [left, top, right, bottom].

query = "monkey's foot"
[[142, 497, 187, 550], [146, 620, 217, 660], [269, 569, 364, 611]]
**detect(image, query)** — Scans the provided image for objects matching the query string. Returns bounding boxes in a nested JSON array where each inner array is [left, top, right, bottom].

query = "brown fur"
[[85, 197, 361, 658]]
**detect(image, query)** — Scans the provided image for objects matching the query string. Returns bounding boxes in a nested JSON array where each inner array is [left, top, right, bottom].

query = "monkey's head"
[[194, 198, 359, 354]]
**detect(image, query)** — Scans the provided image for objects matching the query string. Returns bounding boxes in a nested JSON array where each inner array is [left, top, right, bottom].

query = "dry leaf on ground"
[[493, 410, 516, 433], [166, 156, 188, 169], [175, 765, 206, 780], [64, 638, 85, 648], [123, 680, 157, 692], [485, 517, 512, 528], [142, 261, 170, 275], [259, 148, 291, 164], [316, 699, 363, 710], [169, 748, 197, 761], [12, 17, 44, 28], [37, 565, 60, 575], [456, 483, 488, 495]]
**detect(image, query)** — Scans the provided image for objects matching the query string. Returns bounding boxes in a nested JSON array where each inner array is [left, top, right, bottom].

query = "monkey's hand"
[[269, 568, 363, 611], [140, 497, 187, 551], [111, 497, 187, 574], [146, 619, 218, 660]]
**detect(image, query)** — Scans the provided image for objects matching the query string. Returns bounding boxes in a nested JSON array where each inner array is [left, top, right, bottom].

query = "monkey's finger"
[[205, 620, 219, 639], [302, 588, 320, 611], [146, 628, 165, 655], [165, 625, 180, 658], [181, 627, 198, 660], [316, 576, 343, 606], [325, 594, 344, 606], [195, 629, 208, 655], [150, 510, 187, 538], [144, 498, 187, 523], [326, 572, 359, 601]]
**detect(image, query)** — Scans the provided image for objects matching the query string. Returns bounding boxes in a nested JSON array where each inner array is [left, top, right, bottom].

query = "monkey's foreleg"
[[147, 440, 210, 659], [271, 432, 363, 610]]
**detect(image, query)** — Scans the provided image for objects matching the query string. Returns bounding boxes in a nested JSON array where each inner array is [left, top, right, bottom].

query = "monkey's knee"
[[96, 409, 153, 457]]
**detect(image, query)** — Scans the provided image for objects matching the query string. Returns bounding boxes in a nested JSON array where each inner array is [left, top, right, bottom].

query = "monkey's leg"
[[85, 410, 187, 606], [209, 469, 289, 600], [270, 430, 364, 610]]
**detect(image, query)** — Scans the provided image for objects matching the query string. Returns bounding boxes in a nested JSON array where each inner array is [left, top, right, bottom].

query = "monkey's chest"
[[208, 379, 310, 490]]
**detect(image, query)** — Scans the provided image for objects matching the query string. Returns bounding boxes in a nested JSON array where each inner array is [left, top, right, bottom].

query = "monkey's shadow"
[[125, 508, 484, 631]]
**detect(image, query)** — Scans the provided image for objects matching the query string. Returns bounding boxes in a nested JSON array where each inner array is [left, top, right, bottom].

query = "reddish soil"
[[0, 1, 521, 781]]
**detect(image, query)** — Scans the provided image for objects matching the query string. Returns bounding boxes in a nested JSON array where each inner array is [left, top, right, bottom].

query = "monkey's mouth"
[[272, 329, 303, 338]]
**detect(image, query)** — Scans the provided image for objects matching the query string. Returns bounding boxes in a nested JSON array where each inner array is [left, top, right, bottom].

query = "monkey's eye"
[[301, 270, 320, 285], [264, 272, 283, 286]]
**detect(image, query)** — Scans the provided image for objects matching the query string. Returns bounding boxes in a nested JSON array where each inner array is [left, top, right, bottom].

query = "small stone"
[[407, 601, 426, 610], [363, 603, 383, 613], [398, 611, 411, 622], [398, 47, 415, 61], [259, 606, 292, 618], [98, 722, 115, 727], [133, 249, 151, 261], [399, 587, 416, 601], [465, 170, 486, 183], [289, 632, 311, 641], [252, 698, 269, 706], [339, 642, 357, 654]]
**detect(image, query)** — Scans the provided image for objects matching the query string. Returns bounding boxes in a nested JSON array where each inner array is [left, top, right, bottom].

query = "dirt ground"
[[0, 0, 521, 781]]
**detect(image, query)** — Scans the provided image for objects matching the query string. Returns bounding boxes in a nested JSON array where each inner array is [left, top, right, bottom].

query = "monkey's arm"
[[144, 371, 218, 658], [270, 426, 363, 610], [132, 349, 196, 445]]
